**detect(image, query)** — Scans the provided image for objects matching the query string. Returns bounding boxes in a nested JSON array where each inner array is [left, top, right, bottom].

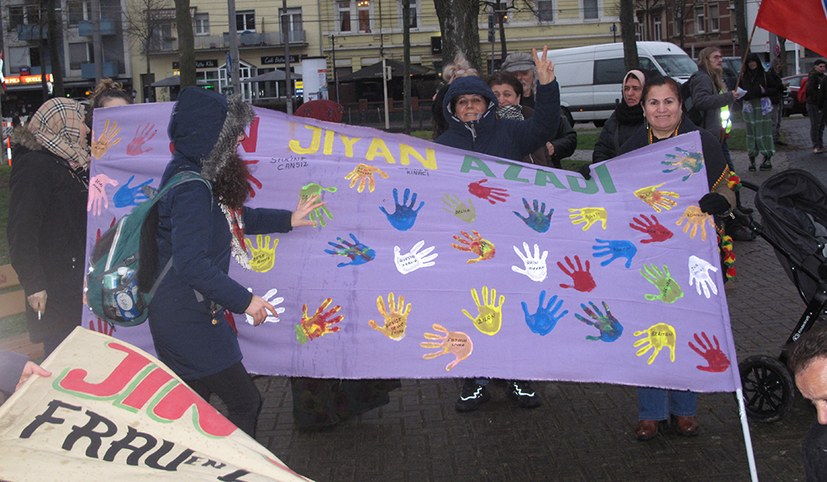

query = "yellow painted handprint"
[[91, 118, 122, 159], [633, 322, 677, 365], [568, 207, 608, 231], [245, 234, 279, 273], [675, 205, 714, 241], [368, 292, 412, 341], [344, 163, 389, 193], [462, 286, 505, 336], [634, 183, 679, 213]]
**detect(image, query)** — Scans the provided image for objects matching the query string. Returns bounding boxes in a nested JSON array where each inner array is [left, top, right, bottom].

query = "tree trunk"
[[620, 0, 639, 71], [433, 0, 482, 71], [46, 0, 64, 96], [733, 0, 747, 55], [174, 0, 195, 88]]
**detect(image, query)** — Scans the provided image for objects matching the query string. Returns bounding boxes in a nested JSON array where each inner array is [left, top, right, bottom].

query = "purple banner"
[[85, 103, 740, 393]]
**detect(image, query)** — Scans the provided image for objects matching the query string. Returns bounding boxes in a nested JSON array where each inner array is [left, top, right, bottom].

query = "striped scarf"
[[497, 104, 525, 121], [28, 98, 89, 170]]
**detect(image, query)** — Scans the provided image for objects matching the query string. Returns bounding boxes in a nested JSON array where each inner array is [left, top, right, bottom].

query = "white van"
[[549, 41, 697, 126]]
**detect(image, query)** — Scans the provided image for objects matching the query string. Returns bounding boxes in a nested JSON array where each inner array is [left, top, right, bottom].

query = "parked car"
[[548, 41, 697, 126], [782, 74, 808, 116]]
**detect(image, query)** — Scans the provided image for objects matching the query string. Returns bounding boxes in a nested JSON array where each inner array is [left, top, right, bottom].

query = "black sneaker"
[[455, 380, 490, 412], [507, 380, 542, 409]]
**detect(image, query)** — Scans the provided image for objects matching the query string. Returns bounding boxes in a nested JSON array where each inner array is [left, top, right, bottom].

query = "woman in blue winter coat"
[[435, 47, 560, 162], [148, 87, 322, 437]]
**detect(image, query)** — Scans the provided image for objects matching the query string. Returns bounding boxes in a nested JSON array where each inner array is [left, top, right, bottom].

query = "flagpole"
[[736, 22, 761, 87], [736, 389, 759, 481]]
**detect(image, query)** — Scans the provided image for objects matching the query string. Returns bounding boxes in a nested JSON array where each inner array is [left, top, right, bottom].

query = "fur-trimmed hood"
[[167, 87, 254, 181], [10, 125, 44, 152]]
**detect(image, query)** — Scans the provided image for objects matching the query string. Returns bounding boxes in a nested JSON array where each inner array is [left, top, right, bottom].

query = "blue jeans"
[[637, 387, 697, 420]]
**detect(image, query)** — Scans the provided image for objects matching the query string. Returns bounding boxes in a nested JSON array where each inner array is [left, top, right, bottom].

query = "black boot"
[[760, 156, 772, 171], [748, 156, 756, 172]]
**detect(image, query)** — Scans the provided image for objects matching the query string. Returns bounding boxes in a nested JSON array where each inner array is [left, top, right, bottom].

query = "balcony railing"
[[80, 61, 119, 79], [153, 30, 307, 54], [78, 19, 117, 37], [16, 24, 47, 41]]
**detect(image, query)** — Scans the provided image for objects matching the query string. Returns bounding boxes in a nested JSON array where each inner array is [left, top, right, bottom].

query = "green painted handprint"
[[300, 182, 337, 227], [641, 264, 684, 304]]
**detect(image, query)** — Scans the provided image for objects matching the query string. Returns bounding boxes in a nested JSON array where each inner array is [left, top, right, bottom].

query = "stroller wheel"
[[739, 355, 794, 423]]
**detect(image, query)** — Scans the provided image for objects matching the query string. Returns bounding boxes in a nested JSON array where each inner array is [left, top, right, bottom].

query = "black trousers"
[[187, 362, 262, 438]]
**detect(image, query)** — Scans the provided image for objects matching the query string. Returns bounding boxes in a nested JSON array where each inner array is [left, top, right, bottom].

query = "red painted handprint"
[[95, 217, 118, 242], [87, 317, 115, 335], [295, 298, 344, 344], [451, 230, 496, 264], [557, 255, 596, 292], [243, 159, 263, 198], [629, 214, 674, 244], [468, 179, 509, 205], [126, 123, 158, 155], [688, 331, 731, 372]]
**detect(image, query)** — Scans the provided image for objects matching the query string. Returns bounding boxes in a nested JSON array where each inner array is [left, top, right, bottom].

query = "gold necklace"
[[647, 125, 681, 144]]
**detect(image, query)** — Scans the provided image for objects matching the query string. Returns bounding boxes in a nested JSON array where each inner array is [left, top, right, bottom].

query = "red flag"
[[755, 0, 827, 58]]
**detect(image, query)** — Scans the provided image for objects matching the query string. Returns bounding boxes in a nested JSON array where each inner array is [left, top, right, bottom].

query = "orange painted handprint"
[[368, 292, 412, 341], [295, 298, 344, 344], [91, 118, 122, 159], [675, 205, 714, 241], [634, 183, 679, 213], [344, 163, 389, 193], [462, 286, 505, 336], [451, 230, 496, 264], [420, 324, 474, 371]]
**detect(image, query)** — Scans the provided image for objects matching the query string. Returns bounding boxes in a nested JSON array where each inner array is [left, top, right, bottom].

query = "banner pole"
[[735, 388, 759, 481]]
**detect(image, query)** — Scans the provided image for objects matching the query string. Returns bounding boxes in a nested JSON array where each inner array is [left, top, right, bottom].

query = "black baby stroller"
[[739, 169, 827, 422]]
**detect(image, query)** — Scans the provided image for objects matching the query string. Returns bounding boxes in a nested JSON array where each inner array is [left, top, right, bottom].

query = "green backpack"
[[86, 171, 211, 327]]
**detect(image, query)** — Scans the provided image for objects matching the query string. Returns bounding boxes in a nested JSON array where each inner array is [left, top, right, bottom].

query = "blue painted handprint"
[[513, 198, 554, 233], [521, 290, 568, 336], [113, 176, 153, 208], [592, 238, 637, 269], [324, 233, 376, 267], [662, 148, 704, 181], [380, 188, 424, 231], [575, 301, 623, 342]]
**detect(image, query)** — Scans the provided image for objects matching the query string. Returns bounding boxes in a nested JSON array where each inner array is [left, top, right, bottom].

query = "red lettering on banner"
[[59, 342, 151, 397], [239, 116, 260, 153], [120, 367, 174, 410], [151, 383, 236, 437]]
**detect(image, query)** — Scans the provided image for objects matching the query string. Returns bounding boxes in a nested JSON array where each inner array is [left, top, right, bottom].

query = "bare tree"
[[620, 0, 639, 70], [174, 0, 195, 88], [124, 0, 173, 75], [433, 0, 482, 71]]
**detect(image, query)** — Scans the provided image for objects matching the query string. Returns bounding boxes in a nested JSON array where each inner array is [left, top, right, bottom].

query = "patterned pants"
[[743, 100, 776, 158]]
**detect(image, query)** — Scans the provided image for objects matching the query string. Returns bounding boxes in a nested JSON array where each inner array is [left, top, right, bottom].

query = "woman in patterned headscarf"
[[8, 98, 90, 355]]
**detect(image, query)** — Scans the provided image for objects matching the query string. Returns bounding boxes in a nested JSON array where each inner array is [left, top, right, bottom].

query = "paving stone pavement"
[[238, 116, 826, 481]]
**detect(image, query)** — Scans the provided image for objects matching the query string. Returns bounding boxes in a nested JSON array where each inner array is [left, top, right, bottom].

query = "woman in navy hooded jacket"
[[435, 47, 560, 161], [435, 47, 561, 413], [149, 88, 322, 437]]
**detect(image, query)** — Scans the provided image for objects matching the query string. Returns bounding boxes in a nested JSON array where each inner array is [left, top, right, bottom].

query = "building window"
[[8, 5, 41, 30], [150, 22, 176, 51], [635, 22, 642, 40], [709, 4, 719, 31], [537, 0, 554, 21], [695, 6, 705, 33], [67, 0, 88, 27], [236, 10, 255, 32], [400, 0, 419, 28], [337, 0, 352, 32], [582, 0, 598, 20], [279, 8, 303, 42], [194, 13, 210, 35], [653, 18, 662, 40], [69, 42, 90, 70], [357, 0, 372, 33]]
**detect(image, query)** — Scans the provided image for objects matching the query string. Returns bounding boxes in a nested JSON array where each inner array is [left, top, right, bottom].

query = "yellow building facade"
[[128, 0, 622, 103]]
